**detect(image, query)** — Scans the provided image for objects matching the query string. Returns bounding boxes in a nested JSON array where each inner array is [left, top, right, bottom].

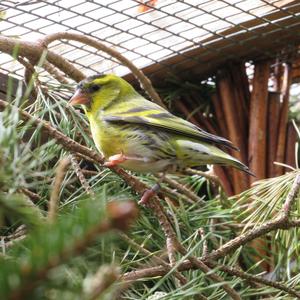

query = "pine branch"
[[4, 200, 138, 300]]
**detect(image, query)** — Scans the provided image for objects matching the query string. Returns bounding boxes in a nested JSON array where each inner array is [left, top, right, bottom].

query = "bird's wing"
[[102, 98, 238, 151]]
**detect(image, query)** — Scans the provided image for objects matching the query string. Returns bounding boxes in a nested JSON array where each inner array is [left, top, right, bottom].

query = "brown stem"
[[43, 61, 70, 84]]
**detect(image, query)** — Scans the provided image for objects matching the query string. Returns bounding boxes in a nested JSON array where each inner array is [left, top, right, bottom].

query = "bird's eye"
[[89, 85, 101, 93]]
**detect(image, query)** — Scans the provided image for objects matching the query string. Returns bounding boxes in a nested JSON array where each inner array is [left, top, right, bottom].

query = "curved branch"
[[0, 35, 84, 82], [40, 32, 164, 107], [122, 260, 300, 299]]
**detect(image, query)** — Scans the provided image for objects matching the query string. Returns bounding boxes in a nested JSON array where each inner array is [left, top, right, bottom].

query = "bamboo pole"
[[267, 92, 281, 177], [285, 122, 298, 170], [248, 60, 270, 182], [275, 63, 292, 176], [248, 60, 271, 271], [229, 63, 249, 146], [216, 69, 249, 194], [211, 93, 228, 138]]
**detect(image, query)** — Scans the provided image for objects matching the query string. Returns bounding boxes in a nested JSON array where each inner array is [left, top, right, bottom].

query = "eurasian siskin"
[[69, 74, 252, 176]]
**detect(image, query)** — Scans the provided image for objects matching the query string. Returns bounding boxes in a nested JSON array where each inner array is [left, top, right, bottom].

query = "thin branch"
[[48, 157, 71, 222], [40, 32, 164, 107], [208, 262, 300, 299], [70, 155, 95, 198], [123, 258, 300, 299], [163, 176, 205, 204], [203, 174, 300, 262], [0, 35, 85, 81], [119, 232, 188, 285], [184, 168, 222, 187], [161, 185, 195, 204], [177, 244, 241, 300], [281, 173, 300, 219], [43, 61, 70, 85], [198, 228, 208, 257]]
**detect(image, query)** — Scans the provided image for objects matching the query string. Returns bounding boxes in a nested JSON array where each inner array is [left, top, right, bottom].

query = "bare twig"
[[163, 176, 205, 204], [208, 262, 300, 299], [48, 157, 71, 221], [120, 232, 188, 285], [184, 168, 222, 187], [70, 155, 95, 198], [177, 244, 241, 300], [281, 174, 300, 219], [199, 228, 208, 257]]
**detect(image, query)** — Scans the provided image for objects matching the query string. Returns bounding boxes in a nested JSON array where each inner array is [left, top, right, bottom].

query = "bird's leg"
[[139, 172, 166, 205]]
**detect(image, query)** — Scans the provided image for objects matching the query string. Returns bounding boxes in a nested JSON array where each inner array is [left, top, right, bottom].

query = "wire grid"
[[0, 0, 300, 84]]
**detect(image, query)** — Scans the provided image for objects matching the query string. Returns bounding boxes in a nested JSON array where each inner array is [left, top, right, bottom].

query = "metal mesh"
[[0, 0, 299, 83]]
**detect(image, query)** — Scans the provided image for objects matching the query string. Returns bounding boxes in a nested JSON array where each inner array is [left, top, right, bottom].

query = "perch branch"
[[40, 32, 164, 107]]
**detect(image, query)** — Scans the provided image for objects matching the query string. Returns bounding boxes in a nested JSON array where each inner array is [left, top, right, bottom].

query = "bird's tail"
[[175, 140, 255, 176], [226, 157, 255, 176]]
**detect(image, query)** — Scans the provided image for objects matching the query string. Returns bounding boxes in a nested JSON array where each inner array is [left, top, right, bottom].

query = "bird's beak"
[[69, 90, 90, 106]]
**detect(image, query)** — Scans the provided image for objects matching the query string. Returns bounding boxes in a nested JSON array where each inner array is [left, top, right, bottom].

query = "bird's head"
[[69, 74, 136, 113]]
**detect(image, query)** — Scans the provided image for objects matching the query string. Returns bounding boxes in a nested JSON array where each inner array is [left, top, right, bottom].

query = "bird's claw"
[[104, 153, 126, 167]]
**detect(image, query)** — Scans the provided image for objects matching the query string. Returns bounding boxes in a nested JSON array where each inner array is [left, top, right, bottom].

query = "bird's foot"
[[104, 153, 127, 167], [139, 183, 161, 205]]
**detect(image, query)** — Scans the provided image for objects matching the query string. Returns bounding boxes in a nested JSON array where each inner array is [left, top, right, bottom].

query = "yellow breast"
[[88, 114, 123, 158]]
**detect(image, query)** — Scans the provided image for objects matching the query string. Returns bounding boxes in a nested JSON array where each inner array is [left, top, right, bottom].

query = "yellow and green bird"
[[69, 74, 252, 176]]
